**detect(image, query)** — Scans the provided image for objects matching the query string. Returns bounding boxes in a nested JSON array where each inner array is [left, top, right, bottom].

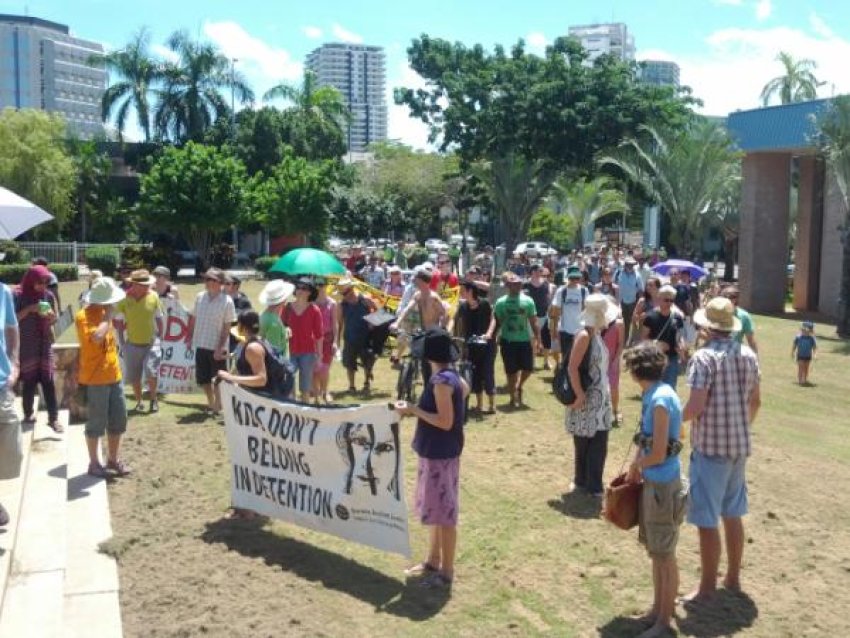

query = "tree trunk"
[[723, 238, 737, 281], [837, 227, 850, 337]]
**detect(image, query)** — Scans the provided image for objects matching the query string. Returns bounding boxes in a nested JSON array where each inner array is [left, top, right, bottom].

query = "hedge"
[[0, 240, 31, 265], [0, 263, 78, 284], [254, 256, 277, 275], [85, 246, 119, 276]]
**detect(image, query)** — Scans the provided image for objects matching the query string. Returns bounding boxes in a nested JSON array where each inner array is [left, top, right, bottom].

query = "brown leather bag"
[[602, 472, 642, 530]]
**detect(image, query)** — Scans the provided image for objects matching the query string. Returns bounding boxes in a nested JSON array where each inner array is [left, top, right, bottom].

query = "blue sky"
[[3, 0, 848, 146]]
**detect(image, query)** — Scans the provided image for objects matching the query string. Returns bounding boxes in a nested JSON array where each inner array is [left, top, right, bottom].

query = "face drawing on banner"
[[336, 422, 401, 500]]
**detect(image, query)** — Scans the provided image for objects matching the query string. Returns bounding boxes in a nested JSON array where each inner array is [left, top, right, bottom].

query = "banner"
[[221, 383, 411, 557]]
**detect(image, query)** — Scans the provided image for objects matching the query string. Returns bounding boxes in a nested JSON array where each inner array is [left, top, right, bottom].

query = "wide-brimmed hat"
[[84, 277, 126, 306], [422, 328, 458, 364], [580, 293, 620, 329], [336, 277, 357, 291], [258, 279, 294, 306], [128, 269, 155, 286], [203, 268, 224, 282], [694, 297, 742, 333]]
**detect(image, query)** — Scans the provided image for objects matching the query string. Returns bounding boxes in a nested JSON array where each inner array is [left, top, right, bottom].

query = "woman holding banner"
[[396, 328, 469, 589]]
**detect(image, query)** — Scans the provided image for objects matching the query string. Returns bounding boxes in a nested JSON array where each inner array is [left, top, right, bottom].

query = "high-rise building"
[[306, 43, 387, 153], [639, 60, 681, 87], [0, 14, 106, 137], [568, 22, 635, 63]]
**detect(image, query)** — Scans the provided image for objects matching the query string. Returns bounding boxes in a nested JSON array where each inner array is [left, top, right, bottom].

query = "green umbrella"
[[269, 247, 347, 277]]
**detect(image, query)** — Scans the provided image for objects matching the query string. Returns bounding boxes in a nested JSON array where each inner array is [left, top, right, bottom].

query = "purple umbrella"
[[651, 259, 708, 279]]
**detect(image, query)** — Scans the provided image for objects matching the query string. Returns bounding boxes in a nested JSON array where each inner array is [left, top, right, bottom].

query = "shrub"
[[254, 256, 277, 275], [0, 263, 78, 284], [0, 240, 31, 264], [120, 244, 181, 276], [85, 246, 120, 276]]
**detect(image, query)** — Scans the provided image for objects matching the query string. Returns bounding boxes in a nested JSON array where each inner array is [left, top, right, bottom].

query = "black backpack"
[[239, 338, 296, 399]]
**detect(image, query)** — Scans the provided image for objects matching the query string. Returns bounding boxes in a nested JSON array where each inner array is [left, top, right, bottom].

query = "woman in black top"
[[217, 311, 274, 395], [450, 281, 495, 413]]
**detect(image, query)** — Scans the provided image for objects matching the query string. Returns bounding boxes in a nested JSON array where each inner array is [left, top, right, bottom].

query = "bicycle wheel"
[[396, 360, 411, 400], [406, 360, 420, 402]]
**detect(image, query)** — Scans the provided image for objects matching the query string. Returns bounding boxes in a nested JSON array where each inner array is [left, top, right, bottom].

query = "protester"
[[524, 264, 554, 370], [185, 268, 236, 414], [431, 254, 459, 293], [550, 266, 587, 359], [624, 341, 687, 638], [486, 271, 539, 408], [115, 269, 163, 413], [791, 320, 817, 385], [390, 265, 424, 365], [257, 279, 293, 359], [600, 297, 625, 426], [633, 276, 663, 340], [449, 280, 495, 413], [153, 266, 179, 301], [396, 328, 470, 589], [640, 285, 686, 389], [392, 268, 448, 333], [565, 294, 615, 498], [337, 278, 378, 394], [722, 286, 758, 355], [283, 278, 324, 402], [383, 266, 405, 297], [681, 297, 761, 602], [0, 281, 20, 527], [225, 274, 253, 313], [13, 265, 60, 431], [116, 263, 134, 292], [616, 256, 643, 343], [31, 256, 61, 309], [312, 280, 338, 404], [595, 266, 619, 298], [76, 277, 131, 478], [361, 254, 386, 289]]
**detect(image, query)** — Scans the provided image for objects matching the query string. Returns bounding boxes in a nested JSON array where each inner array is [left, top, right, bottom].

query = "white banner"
[[157, 299, 195, 394], [221, 383, 411, 557]]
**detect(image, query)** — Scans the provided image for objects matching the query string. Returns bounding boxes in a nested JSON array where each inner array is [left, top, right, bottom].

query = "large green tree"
[[598, 120, 740, 255], [139, 142, 249, 265], [471, 153, 560, 252], [815, 95, 850, 337], [545, 176, 629, 247], [68, 141, 113, 242], [0, 109, 76, 232], [263, 70, 349, 133], [760, 51, 823, 106], [154, 30, 254, 143], [395, 35, 694, 169], [91, 29, 161, 141]]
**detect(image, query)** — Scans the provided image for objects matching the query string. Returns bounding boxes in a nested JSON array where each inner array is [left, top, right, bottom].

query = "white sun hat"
[[580, 293, 620, 329], [258, 279, 295, 306], [84, 277, 126, 306]]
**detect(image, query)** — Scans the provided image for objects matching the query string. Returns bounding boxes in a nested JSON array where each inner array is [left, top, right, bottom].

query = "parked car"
[[514, 241, 558, 257], [449, 234, 477, 250], [425, 238, 449, 252]]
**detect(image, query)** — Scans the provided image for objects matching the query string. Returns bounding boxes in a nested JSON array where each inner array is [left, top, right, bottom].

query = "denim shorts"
[[85, 382, 128, 438], [687, 450, 748, 528], [289, 353, 316, 394], [0, 388, 22, 480]]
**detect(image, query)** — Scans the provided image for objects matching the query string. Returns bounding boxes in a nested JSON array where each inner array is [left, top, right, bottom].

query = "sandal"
[[420, 572, 453, 589], [47, 420, 64, 434], [88, 462, 108, 478], [106, 459, 132, 477], [404, 561, 438, 577]]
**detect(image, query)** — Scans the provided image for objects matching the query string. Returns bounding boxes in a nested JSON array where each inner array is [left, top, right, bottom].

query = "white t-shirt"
[[551, 284, 586, 335]]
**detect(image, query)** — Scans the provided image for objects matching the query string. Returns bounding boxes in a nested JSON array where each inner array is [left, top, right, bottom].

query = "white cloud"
[[809, 12, 834, 39], [387, 61, 433, 150], [755, 0, 772, 21], [302, 26, 323, 39], [525, 31, 548, 54], [151, 43, 179, 63], [202, 21, 302, 102], [331, 23, 363, 45], [666, 24, 850, 116]]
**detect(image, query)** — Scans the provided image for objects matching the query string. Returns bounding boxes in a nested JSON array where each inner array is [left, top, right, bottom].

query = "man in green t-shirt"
[[722, 285, 758, 355], [485, 271, 540, 407]]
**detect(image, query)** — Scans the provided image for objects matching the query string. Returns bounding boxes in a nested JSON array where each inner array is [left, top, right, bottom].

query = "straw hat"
[[128, 269, 155, 286], [84, 277, 126, 306], [694, 297, 742, 333], [336, 277, 357, 291], [258, 279, 295, 306], [580, 293, 620, 329]]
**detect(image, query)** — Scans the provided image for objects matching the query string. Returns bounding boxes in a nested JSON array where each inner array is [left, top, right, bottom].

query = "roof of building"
[[726, 99, 831, 153], [0, 14, 68, 34]]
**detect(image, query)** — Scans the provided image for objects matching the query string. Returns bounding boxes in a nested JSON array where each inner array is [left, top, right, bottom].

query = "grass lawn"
[[58, 279, 850, 637]]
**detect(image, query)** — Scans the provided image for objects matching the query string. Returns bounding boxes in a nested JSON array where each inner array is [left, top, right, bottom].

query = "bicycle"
[[395, 329, 426, 402]]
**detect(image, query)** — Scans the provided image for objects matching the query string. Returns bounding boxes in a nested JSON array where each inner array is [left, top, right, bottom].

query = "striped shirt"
[[686, 337, 760, 458], [191, 291, 236, 351]]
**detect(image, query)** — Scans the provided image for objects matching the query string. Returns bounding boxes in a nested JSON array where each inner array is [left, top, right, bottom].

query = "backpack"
[[239, 337, 296, 399], [553, 337, 593, 406]]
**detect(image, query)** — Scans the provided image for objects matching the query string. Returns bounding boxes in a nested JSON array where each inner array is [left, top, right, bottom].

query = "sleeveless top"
[[341, 296, 370, 342], [412, 368, 465, 459], [315, 298, 336, 337], [565, 333, 613, 437], [235, 337, 276, 395]]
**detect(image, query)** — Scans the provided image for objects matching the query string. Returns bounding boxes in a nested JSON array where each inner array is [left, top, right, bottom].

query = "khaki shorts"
[[638, 477, 688, 557]]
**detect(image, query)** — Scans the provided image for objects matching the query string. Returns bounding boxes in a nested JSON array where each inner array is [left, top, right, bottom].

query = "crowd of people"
[[0, 243, 775, 635]]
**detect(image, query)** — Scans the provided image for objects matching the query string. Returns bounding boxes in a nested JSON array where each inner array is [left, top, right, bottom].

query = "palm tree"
[[154, 30, 254, 142], [815, 95, 850, 336], [598, 120, 741, 255], [760, 51, 823, 106], [263, 70, 349, 131], [471, 153, 560, 254], [90, 29, 161, 141], [545, 176, 629, 247]]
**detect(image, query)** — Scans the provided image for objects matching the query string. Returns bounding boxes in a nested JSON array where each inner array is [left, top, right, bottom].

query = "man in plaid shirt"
[[682, 297, 761, 603]]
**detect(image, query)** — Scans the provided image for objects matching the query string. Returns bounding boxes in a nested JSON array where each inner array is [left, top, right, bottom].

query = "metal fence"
[[16, 242, 152, 266]]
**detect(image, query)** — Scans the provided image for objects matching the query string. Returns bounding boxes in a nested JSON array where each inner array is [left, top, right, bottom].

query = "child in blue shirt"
[[791, 321, 817, 385]]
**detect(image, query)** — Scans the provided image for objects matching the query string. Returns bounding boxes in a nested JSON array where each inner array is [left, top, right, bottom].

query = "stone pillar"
[[739, 153, 791, 313], [818, 170, 844, 319], [793, 155, 825, 311]]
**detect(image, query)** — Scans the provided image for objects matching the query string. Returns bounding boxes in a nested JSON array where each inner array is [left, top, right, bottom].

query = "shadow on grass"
[[817, 334, 850, 355], [546, 491, 600, 520], [676, 589, 758, 637], [596, 615, 650, 637], [176, 411, 214, 425], [201, 517, 450, 620]]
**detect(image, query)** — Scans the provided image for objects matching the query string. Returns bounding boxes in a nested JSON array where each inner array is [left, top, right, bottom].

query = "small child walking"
[[791, 321, 817, 385]]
